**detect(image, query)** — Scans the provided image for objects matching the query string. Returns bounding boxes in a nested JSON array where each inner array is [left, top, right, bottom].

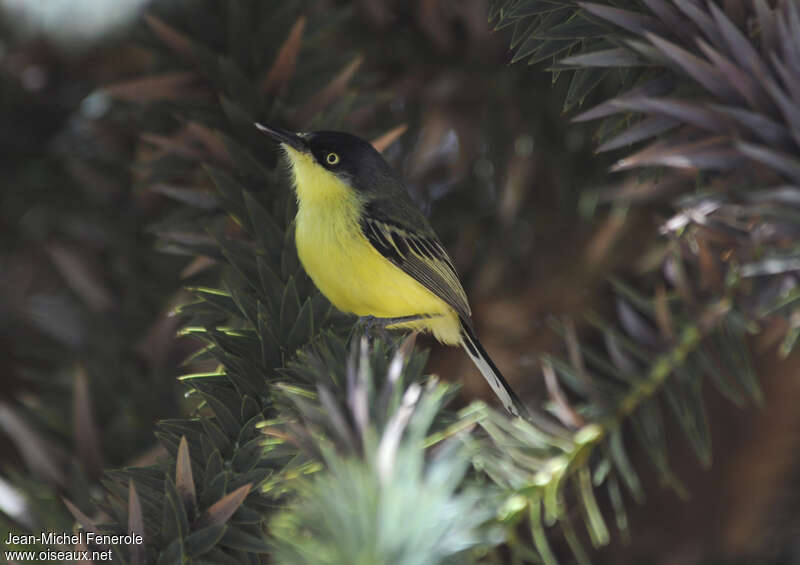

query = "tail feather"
[[459, 319, 528, 419]]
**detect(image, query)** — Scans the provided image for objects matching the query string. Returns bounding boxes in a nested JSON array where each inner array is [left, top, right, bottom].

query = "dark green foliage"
[[493, 0, 800, 182], [271, 420, 502, 565], [5, 1, 799, 564], [55, 2, 503, 563], [0, 16, 185, 554], [485, 0, 800, 563], [491, 0, 650, 110], [271, 332, 503, 565]]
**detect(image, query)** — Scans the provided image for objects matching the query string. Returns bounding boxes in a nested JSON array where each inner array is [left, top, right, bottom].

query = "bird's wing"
[[360, 198, 471, 321]]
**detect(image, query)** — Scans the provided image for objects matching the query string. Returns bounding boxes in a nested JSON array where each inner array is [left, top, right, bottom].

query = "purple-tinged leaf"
[[724, 0, 747, 28], [558, 47, 644, 67], [73, 366, 102, 476], [597, 115, 679, 152], [707, 2, 763, 75], [761, 69, 800, 149], [259, 15, 305, 95], [710, 104, 791, 147], [737, 142, 800, 182], [646, 32, 737, 99], [612, 136, 740, 171], [640, 0, 686, 36], [292, 55, 363, 124], [777, 2, 800, 75], [195, 484, 252, 528], [128, 481, 145, 565], [175, 436, 197, 514], [624, 38, 669, 63], [613, 97, 730, 132], [104, 72, 201, 103], [695, 39, 765, 109], [617, 298, 660, 348], [540, 15, 607, 39], [62, 498, 99, 534], [771, 55, 800, 107], [754, 0, 778, 54], [542, 360, 585, 429], [371, 124, 408, 153], [573, 102, 624, 122], [604, 332, 639, 375], [572, 76, 674, 121], [579, 2, 664, 35], [143, 14, 194, 59], [672, 0, 726, 49]]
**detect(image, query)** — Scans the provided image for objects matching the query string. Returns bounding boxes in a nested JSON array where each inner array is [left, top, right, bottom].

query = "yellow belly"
[[294, 201, 461, 344]]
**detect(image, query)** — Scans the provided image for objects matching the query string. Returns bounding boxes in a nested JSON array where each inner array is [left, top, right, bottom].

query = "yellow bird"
[[256, 123, 527, 418]]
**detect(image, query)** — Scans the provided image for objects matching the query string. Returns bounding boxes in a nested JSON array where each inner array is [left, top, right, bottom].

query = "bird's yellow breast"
[[286, 149, 461, 344]]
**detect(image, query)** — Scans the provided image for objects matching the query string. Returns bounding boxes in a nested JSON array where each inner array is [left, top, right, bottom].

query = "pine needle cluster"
[[3, 1, 799, 564], [54, 2, 503, 564], [485, 0, 800, 561]]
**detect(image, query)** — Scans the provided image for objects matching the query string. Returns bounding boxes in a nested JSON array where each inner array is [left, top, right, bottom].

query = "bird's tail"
[[459, 319, 528, 419]]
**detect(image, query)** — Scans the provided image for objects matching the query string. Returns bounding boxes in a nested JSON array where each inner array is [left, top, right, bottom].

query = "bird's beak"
[[255, 123, 308, 152]]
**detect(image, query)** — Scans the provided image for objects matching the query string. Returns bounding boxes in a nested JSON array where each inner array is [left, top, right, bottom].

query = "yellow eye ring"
[[326, 152, 340, 165]]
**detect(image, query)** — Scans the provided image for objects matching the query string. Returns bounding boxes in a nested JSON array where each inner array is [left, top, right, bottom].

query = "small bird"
[[256, 123, 528, 419]]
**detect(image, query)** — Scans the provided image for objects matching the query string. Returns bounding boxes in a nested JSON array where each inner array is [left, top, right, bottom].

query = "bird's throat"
[[285, 147, 355, 208]]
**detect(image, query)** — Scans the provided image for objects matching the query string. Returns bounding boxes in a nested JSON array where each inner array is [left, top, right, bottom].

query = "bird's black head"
[[256, 124, 399, 196]]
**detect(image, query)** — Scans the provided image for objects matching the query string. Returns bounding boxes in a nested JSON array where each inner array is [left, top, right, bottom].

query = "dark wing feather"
[[360, 199, 471, 321]]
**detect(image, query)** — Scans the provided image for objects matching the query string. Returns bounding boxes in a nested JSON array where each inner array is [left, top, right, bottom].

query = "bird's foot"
[[356, 314, 438, 340]]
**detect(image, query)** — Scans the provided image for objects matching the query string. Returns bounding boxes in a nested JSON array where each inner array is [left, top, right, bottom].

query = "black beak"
[[255, 123, 308, 152]]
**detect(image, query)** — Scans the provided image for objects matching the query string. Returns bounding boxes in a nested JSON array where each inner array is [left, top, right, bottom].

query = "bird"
[[256, 123, 528, 419]]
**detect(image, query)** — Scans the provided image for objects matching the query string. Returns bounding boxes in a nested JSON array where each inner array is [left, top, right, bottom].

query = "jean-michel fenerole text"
[[5, 531, 143, 546]]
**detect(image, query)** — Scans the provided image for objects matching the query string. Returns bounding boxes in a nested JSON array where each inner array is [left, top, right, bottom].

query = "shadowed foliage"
[[2, 1, 799, 564]]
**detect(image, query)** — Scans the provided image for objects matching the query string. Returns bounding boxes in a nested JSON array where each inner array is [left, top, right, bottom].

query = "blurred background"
[[1, 0, 799, 564]]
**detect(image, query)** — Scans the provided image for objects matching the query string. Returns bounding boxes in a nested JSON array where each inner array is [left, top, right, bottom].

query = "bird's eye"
[[325, 152, 340, 166]]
